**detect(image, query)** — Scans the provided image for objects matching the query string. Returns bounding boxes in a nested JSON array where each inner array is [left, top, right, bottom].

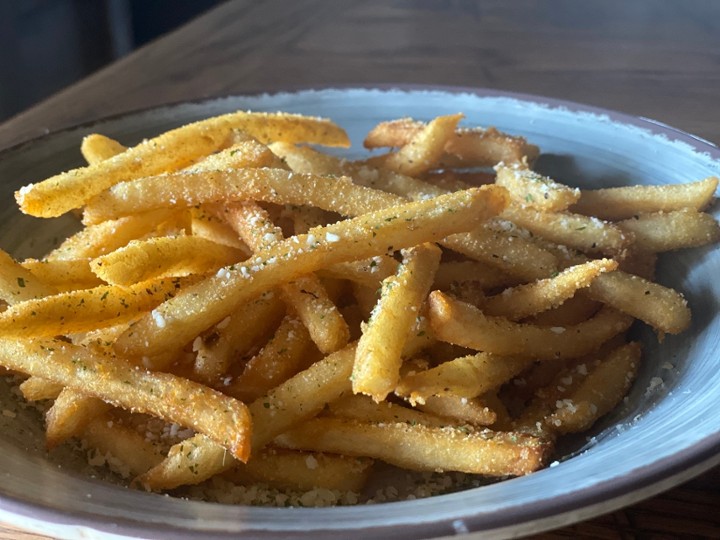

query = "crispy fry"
[[396, 353, 534, 402], [353, 244, 441, 401], [19, 377, 63, 401], [0, 248, 57, 302], [22, 258, 102, 291], [0, 277, 192, 337], [329, 394, 460, 428], [363, 118, 539, 166], [275, 417, 551, 477], [571, 177, 718, 220], [0, 338, 253, 461], [45, 390, 110, 449], [367, 114, 463, 176], [91, 235, 246, 286], [428, 291, 633, 360], [81, 134, 127, 164], [481, 259, 617, 321], [616, 209, 720, 252], [17, 112, 349, 218], [413, 394, 498, 426], [495, 164, 581, 212]]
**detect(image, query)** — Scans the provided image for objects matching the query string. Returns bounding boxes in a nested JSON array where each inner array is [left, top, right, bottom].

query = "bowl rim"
[[0, 84, 719, 539]]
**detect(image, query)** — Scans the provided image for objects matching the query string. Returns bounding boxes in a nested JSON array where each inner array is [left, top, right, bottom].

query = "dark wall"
[[0, 0, 223, 122]]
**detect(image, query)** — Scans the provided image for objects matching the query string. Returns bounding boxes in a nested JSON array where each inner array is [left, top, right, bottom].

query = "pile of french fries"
[[0, 109, 717, 503]]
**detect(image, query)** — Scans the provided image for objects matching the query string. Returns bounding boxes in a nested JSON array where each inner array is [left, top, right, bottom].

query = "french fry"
[[433, 260, 518, 291], [495, 164, 581, 212], [22, 258, 102, 291], [45, 389, 110, 449], [0, 338, 253, 461], [223, 449, 373, 493], [319, 255, 398, 288], [585, 270, 691, 335], [222, 202, 350, 355], [83, 168, 405, 225], [190, 206, 250, 250], [413, 395, 498, 426], [481, 259, 617, 321], [46, 208, 184, 261], [82, 413, 165, 478], [328, 394, 460, 428], [367, 114, 463, 177], [353, 243, 441, 401], [501, 206, 630, 256], [428, 291, 634, 360], [17, 112, 350, 218], [616, 209, 720, 252], [90, 236, 246, 286], [571, 176, 718, 220], [0, 277, 192, 337], [113, 186, 507, 358], [275, 417, 551, 477], [0, 248, 57, 302], [225, 315, 315, 402], [81, 134, 127, 164], [193, 291, 285, 384], [19, 377, 63, 401], [396, 353, 534, 402], [546, 342, 641, 434], [363, 118, 539, 166]]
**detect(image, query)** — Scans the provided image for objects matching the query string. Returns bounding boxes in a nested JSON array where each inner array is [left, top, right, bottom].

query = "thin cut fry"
[[495, 164, 581, 212], [616, 209, 720, 253], [45, 390, 110, 449], [81, 134, 127, 164], [353, 243, 441, 401], [428, 291, 634, 360], [571, 177, 719, 220], [0, 338, 253, 461], [17, 112, 349, 217]]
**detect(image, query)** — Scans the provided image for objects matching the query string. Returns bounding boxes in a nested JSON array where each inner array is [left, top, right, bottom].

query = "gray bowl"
[[0, 88, 718, 539]]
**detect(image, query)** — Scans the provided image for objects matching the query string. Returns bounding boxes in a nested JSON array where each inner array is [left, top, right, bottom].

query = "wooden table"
[[0, 1, 718, 538]]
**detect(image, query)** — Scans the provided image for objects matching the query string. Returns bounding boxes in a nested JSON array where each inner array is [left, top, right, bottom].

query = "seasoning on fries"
[[0, 109, 716, 506]]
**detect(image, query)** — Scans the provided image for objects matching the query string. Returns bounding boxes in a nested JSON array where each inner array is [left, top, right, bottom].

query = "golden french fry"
[[546, 342, 641, 434], [19, 377, 63, 401], [0, 338, 253, 461], [586, 270, 691, 335], [22, 258, 102, 291], [113, 187, 507, 358], [135, 434, 230, 490], [502, 206, 630, 256], [363, 118, 539, 166], [223, 449, 373, 493], [82, 413, 165, 478], [571, 176, 718, 220], [396, 353, 534, 402], [428, 291, 634, 360], [367, 114, 463, 176], [81, 134, 127, 164], [275, 417, 551, 477], [91, 235, 246, 286], [46, 208, 184, 261], [617, 209, 720, 252], [481, 259, 617, 321], [17, 112, 349, 218], [190, 206, 250, 250], [413, 394, 498, 426], [0, 277, 192, 337], [193, 291, 285, 384], [0, 248, 57, 303], [222, 202, 350, 355], [225, 315, 315, 402], [319, 255, 398, 288], [495, 164, 581, 212], [433, 260, 518, 291], [353, 243, 441, 401], [329, 394, 460, 428], [45, 390, 110, 449], [83, 168, 404, 225]]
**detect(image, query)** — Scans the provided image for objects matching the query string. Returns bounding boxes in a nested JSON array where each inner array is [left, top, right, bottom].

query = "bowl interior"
[[0, 88, 718, 539]]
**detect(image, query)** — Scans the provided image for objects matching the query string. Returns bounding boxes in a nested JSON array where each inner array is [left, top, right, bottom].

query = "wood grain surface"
[[0, 1, 718, 538]]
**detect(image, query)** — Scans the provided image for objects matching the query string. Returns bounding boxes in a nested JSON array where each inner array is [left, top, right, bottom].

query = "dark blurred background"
[[0, 0, 224, 122]]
